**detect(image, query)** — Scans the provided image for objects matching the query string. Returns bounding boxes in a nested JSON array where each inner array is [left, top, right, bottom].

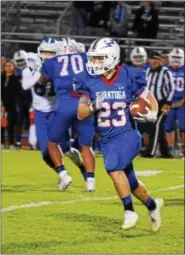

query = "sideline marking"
[[1, 184, 184, 213]]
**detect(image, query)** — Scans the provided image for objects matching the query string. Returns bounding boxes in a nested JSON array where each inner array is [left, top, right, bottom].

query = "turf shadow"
[[48, 212, 152, 238]]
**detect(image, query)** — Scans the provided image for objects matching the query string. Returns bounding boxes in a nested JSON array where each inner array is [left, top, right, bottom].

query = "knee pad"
[[125, 169, 139, 191]]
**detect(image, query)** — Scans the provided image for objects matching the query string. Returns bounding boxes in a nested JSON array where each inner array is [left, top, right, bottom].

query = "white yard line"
[[1, 184, 184, 213]]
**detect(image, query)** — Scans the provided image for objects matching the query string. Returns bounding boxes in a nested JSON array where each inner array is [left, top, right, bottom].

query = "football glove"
[[135, 107, 157, 123], [90, 92, 105, 112]]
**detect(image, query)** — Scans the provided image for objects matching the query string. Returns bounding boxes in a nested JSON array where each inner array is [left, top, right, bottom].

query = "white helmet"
[[13, 50, 28, 70], [169, 48, 184, 67], [87, 37, 120, 75], [130, 47, 147, 66], [57, 38, 78, 55], [37, 37, 58, 60], [76, 42, 86, 53]]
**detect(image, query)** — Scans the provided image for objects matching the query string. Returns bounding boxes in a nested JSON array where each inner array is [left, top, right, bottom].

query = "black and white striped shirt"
[[146, 66, 175, 106]]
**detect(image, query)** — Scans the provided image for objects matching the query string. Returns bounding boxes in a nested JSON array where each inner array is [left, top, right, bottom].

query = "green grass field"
[[1, 150, 184, 254]]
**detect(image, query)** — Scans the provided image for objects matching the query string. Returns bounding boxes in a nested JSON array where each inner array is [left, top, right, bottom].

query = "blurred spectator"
[[108, 1, 131, 37], [1, 101, 8, 149], [73, 1, 92, 35], [1, 60, 22, 149], [21, 88, 32, 130], [1, 52, 8, 73], [88, 1, 111, 35], [132, 1, 159, 45]]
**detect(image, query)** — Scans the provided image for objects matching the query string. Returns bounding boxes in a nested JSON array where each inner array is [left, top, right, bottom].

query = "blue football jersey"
[[74, 66, 147, 139], [167, 65, 184, 101], [128, 63, 149, 81], [42, 53, 87, 99]]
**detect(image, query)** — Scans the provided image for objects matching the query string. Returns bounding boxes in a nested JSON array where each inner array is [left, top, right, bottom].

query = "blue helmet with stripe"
[[37, 37, 58, 60]]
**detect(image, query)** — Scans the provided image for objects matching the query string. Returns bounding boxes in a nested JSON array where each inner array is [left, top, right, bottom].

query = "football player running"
[[164, 48, 185, 156], [41, 37, 95, 192], [14, 38, 91, 191], [74, 37, 164, 231]]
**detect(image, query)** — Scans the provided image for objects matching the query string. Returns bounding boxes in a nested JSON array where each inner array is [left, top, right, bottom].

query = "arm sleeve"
[[164, 70, 175, 103], [22, 68, 41, 90]]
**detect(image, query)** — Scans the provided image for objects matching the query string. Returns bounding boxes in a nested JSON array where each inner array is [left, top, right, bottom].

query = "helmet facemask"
[[39, 50, 56, 61], [169, 56, 183, 67], [87, 53, 107, 75], [132, 55, 146, 66], [37, 41, 57, 61], [130, 47, 147, 66], [14, 58, 27, 70], [169, 48, 184, 67], [87, 52, 119, 75]]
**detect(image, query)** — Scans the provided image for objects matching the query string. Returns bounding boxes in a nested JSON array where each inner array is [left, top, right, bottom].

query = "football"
[[130, 98, 151, 117]]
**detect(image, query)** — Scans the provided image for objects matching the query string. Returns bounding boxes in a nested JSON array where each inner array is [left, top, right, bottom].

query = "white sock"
[[59, 170, 68, 179], [28, 124, 37, 147], [87, 177, 95, 183]]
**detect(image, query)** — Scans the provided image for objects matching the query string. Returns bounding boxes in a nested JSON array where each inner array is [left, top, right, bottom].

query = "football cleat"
[[122, 211, 139, 230], [85, 179, 95, 192], [58, 174, 72, 191], [149, 198, 164, 232]]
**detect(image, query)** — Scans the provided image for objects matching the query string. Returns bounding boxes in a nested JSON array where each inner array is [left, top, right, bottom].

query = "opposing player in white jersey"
[[13, 38, 89, 190]]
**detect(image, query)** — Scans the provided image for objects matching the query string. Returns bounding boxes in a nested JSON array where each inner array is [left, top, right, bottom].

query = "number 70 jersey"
[[74, 66, 147, 139], [42, 52, 86, 98]]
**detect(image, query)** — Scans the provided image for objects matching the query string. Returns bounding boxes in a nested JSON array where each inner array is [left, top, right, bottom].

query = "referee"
[[142, 51, 175, 158]]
